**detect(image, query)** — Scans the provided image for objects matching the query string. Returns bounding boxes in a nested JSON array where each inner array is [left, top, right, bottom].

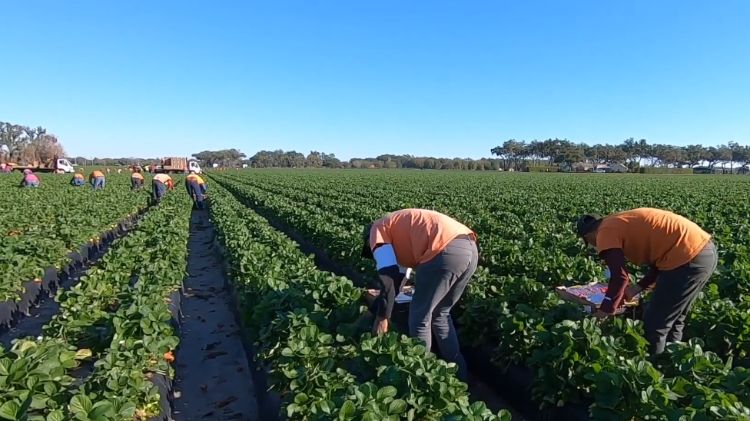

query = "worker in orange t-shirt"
[[89, 170, 105, 190], [70, 172, 85, 186], [576, 208, 716, 355], [152, 173, 172, 203], [361, 209, 478, 381], [131, 169, 145, 191], [185, 171, 207, 209]]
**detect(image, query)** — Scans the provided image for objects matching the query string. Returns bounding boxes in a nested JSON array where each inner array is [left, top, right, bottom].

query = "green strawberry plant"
[[207, 183, 511, 420], [208, 169, 750, 418]]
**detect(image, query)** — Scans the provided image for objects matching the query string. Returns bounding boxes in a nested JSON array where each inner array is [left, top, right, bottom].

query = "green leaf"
[[376, 386, 398, 400], [338, 401, 356, 420], [388, 399, 407, 414], [0, 401, 20, 421], [69, 394, 93, 415], [90, 401, 115, 418], [46, 410, 65, 421]]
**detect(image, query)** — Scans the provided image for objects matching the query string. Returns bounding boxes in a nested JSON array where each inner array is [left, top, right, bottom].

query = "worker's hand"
[[592, 309, 611, 319], [624, 284, 643, 301], [372, 317, 389, 336]]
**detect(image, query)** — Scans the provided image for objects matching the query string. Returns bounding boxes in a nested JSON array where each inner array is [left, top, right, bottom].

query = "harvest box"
[[555, 282, 639, 311]]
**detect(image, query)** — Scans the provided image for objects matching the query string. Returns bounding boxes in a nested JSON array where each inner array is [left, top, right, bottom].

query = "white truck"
[[10, 156, 75, 173], [152, 157, 202, 174]]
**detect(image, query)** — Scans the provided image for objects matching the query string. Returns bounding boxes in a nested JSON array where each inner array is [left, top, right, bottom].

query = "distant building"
[[572, 162, 595, 172], [606, 163, 628, 173]]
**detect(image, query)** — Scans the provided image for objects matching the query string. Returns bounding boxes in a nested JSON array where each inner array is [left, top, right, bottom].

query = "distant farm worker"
[[152, 173, 172, 203], [185, 171, 207, 209], [575, 208, 716, 355], [70, 172, 85, 186], [131, 169, 145, 191], [362, 209, 478, 380], [89, 170, 106, 190], [20, 169, 40, 188]]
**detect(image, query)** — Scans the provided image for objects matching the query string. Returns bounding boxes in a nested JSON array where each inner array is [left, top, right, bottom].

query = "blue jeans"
[[72, 179, 85, 186], [409, 236, 478, 381], [92, 177, 105, 190], [152, 181, 166, 202], [187, 181, 206, 209]]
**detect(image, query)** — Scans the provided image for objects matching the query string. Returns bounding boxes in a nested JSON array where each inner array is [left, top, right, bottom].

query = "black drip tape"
[[148, 372, 175, 421], [146, 282, 184, 421], [0, 210, 146, 332], [462, 345, 590, 421], [213, 235, 282, 420]]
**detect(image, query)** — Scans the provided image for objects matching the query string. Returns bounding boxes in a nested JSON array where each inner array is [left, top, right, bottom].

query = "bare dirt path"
[[172, 210, 258, 421]]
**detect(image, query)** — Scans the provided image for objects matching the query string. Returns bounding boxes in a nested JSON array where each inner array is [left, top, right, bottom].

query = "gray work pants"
[[643, 241, 717, 355], [409, 236, 478, 381]]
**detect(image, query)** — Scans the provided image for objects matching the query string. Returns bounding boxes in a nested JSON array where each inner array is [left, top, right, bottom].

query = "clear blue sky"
[[1, 1, 748, 160]]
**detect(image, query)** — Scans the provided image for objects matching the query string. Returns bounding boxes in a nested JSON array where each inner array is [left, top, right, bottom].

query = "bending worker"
[[576, 208, 716, 355], [152, 173, 173, 203], [131, 169, 145, 191], [20, 169, 40, 187], [362, 209, 478, 380], [185, 171, 207, 209], [70, 172, 85, 186], [89, 169, 105, 190]]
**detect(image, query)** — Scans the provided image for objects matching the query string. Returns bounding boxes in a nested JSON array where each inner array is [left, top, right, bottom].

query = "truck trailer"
[[152, 157, 202, 174]]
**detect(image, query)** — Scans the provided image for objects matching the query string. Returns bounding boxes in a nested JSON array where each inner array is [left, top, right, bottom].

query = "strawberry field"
[[0, 173, 189, 420], [206, 169, 750, 420], [3, 169, 750, 420], [0, 174, 148, 310]]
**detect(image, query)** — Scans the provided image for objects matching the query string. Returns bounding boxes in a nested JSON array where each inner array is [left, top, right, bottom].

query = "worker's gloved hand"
[[624, 284, 643, 301]]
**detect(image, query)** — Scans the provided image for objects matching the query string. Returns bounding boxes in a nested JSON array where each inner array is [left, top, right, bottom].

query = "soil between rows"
[[172, 209, 259, 421]]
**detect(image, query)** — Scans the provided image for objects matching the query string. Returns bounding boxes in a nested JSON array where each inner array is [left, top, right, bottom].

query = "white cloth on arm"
[[374, 244, 398, 270]]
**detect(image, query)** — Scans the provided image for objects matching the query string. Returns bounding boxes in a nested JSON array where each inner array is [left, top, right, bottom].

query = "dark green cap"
[[575, 214, 602, 237]]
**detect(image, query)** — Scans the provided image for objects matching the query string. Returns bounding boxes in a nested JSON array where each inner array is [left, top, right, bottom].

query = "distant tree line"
[[491, 138, 750, 171], [4, 120, 747, 172], [236, 138, 750, 171], [0, 121, 66, 164], [245, 150, 507, 170]]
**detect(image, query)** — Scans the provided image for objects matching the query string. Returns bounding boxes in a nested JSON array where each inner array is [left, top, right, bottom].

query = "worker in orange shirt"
[[185, 171, 207, 209], [576, 208, 717, 355], [152, 173, 172, 203], [89, 169, 105, 190], [131, 168, 145, 191], [362, 209, 478, 381], [70, 172, 85, 186]]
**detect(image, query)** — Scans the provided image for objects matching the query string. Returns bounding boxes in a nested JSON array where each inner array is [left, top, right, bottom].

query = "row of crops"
[[1, 175, 147, 306], [207, 169, 750, 419], [0, 174, 190, 420], [207, 181, 510, 420], [5, 169, 750, 420]]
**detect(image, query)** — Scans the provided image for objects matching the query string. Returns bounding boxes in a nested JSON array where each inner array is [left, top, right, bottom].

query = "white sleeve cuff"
[[374, 244, 398, 270]]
